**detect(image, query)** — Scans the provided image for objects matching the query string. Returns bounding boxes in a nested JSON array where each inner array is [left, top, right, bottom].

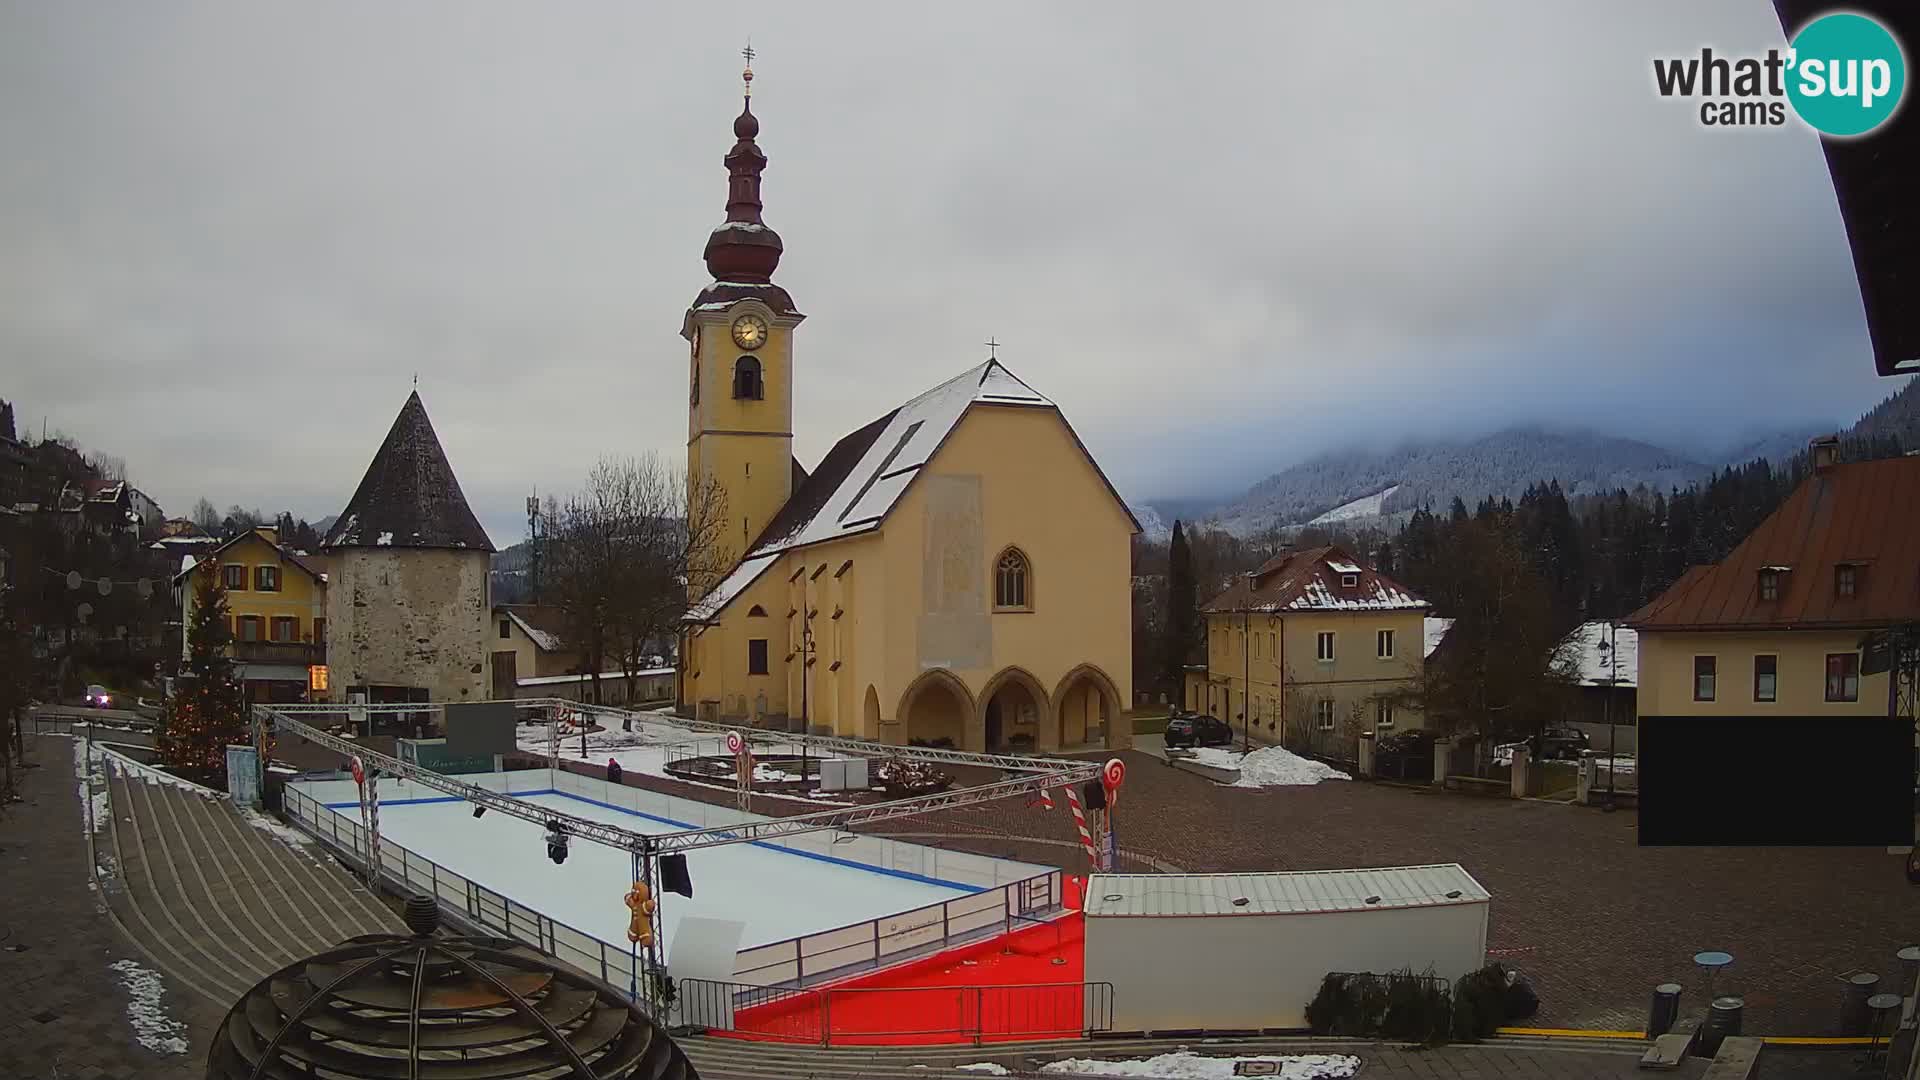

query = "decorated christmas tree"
[[159, 561, 248, 779]]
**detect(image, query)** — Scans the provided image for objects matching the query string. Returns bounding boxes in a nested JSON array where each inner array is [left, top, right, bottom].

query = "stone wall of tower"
[[323, 548, 491, 703]]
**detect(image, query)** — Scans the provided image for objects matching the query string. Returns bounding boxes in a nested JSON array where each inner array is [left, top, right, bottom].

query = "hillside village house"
[[1628, 438, 1919, 727], [176, 526, 328, 703], [676, 71, 1137, 752], [1188, 546, 1430, 755]]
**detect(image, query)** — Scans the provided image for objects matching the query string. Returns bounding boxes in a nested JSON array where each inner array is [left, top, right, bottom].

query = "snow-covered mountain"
[[1194, 428, 1716, 537]]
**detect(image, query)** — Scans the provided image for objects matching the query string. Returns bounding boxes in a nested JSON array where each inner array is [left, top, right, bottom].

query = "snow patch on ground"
[[242, 806, 314, 847], [955, 1065, 1010, 1075], [108, 959, 191, 1055], [73, 739, 110, 833], [1040, 1051, 1360, 1079], [1188, 745, 1351, 787]]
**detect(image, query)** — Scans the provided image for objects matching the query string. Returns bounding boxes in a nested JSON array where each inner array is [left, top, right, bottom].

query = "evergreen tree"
[[1164, 520, 1198, 691], [159, 562, 248, 779]]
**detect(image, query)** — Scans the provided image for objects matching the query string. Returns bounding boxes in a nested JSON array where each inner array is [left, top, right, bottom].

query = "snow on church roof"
[[758, 360, 1053, 552], [685, 359, 1138, 624]]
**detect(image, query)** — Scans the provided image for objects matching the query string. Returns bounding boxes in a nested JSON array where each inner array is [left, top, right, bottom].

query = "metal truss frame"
[[257, 704, 1099, 856]]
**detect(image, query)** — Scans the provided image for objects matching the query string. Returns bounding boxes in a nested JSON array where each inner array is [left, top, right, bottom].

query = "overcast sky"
[[0, 2, 1894, 545]]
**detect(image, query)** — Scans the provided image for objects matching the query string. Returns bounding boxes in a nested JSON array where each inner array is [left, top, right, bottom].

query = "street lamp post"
[[1242, 608, 1251, 754]]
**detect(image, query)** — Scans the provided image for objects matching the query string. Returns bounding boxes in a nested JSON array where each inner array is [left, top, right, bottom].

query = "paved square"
[[856, 749, 1919, 1036]]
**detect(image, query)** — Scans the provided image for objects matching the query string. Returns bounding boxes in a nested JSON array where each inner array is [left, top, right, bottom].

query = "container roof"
[[1083, 864, 1489, 917]]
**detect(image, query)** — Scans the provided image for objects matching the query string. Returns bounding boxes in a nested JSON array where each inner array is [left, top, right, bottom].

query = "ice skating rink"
[[310, 785, 981, 954]]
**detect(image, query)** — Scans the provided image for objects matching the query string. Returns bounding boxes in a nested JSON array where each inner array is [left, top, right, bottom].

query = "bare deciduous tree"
[[543, 455, 729, 724], [190, 497, 222, 534]]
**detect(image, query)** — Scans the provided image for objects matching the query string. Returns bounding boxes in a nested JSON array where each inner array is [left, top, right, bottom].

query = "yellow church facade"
[[676, 71, 1135, 753]]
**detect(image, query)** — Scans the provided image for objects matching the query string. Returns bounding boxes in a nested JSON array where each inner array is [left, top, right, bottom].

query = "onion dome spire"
[[703, 44, 783, 284], [693, 44, 798, 316]]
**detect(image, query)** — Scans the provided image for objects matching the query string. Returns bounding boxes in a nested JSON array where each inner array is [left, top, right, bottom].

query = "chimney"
[[1810, 435, 1840, 473]]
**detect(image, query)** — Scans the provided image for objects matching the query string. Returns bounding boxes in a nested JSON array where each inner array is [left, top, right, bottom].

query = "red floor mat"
[[718, 875, 1090, 1045]]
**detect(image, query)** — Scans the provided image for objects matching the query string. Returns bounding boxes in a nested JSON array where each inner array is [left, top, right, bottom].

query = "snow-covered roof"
[[506, 610, 565, 652], [1559, 620, 1638, 688], [1424, 617, 1453, 658], [517, 667, 672, 687], [686, 552, 779, 623], [683, 359, 1140, 624], [1084, 864, 1489, 918], [1204, 546, 1428, 615], [757, 360, 1054, 552]]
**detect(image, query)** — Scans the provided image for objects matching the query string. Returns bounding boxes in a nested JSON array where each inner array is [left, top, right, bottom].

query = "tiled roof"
[[1201, 545, 1428, 614], [1628, 455, 1920, 631], [322, 392, 494, 553]]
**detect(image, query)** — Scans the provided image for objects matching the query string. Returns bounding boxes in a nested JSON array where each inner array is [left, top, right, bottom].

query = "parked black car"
[[1164, 712, 1234, 750], [1527, 726, 1591, 762]]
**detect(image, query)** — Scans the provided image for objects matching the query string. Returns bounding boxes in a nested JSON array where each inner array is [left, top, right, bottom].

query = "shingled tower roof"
[[322, 391, 495, 552]]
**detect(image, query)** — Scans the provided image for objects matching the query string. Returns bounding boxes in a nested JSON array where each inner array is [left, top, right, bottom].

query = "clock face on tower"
[[731, 313, 768, 351]]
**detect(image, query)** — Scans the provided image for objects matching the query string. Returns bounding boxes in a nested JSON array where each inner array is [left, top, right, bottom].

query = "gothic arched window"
[[733, 356, 764, 400], [994, 547, 1031, 611]]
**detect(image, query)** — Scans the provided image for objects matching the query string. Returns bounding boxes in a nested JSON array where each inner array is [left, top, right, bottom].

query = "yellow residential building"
[[1187, 546, 1430, 755], [1628, 442, 1918, 724], [676, 77, 1137, 753], [177, 526, 328, 703]]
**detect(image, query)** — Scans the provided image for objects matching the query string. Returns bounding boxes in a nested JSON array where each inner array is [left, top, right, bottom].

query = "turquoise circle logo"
[[1787, 12, 1906, 136]]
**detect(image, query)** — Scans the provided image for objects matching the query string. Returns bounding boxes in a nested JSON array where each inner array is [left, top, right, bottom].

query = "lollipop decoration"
[[1101, 757, 1126, 808]]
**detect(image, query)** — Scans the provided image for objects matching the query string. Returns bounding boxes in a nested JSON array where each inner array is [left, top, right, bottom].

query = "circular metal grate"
[[207, 901, 696, 1080]]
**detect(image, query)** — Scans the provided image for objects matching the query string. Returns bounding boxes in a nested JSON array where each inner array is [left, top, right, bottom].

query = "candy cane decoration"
[[1033, 787, 1054, 812], [1064, 784, 1097, 863], [1102, 757, 1126, 809]]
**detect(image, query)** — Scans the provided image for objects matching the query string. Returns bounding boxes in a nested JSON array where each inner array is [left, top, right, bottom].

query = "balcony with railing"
[[230, 639, 320, 665]]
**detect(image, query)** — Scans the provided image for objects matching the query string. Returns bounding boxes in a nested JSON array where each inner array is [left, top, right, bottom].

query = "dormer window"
[[733, 356, 764, 400], [1758, 570, 1780, 601], [1835, 564, 1859, 598], [1340, 573, 1358, 589]]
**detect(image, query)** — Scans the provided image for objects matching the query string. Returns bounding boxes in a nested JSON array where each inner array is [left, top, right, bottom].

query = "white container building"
[[1083, 863, 1491, 1033]]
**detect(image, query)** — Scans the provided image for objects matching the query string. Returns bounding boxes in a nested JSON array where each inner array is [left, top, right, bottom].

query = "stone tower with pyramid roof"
[[321, 391, 496, 704]]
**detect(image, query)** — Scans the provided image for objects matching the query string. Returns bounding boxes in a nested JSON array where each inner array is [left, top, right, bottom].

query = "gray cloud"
[[0, 1, 1888, 542]]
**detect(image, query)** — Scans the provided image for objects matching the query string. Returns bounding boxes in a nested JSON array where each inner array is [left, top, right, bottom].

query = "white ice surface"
[[320, 790, 974, 953]]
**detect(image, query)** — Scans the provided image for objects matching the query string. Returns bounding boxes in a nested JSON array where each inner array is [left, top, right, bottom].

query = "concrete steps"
[[96, 759, 402, 1010]]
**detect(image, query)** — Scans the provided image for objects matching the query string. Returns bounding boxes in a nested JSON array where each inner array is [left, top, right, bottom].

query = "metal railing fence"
[[280, 780, 1063, 996], [676, 977, 1114, 1046]]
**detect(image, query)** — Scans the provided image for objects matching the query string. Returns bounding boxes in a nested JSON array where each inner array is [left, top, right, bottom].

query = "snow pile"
[[109, 959, 191, 1055], [955, 1065, 1011, 1075], [242, 807, 315, 848], [73, 739, 110, 833], [1188, 746, 1350, 787], [1040, 1051, 1360, 1079]]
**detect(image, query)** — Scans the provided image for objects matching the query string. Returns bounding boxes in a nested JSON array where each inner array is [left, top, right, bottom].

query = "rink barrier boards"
[[673, 977, 1117, 1046], [280, 772, 1064, 996]]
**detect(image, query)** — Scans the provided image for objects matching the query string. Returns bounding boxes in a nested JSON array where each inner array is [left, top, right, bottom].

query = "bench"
[[1639, 1032, 1692, 1069], [1702, 1036, 1762, 1079]]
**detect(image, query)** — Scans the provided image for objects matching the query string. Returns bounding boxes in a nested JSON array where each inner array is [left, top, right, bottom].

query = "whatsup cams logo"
[[1653, 11, 1907, 136]]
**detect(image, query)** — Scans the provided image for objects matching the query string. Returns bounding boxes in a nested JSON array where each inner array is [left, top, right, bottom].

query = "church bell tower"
[[684, 48, 804, 565]]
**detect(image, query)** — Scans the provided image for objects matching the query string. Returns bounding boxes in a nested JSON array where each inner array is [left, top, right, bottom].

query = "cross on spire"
[[984, 337, 1001, 360], [742, 41, 755, 97]]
